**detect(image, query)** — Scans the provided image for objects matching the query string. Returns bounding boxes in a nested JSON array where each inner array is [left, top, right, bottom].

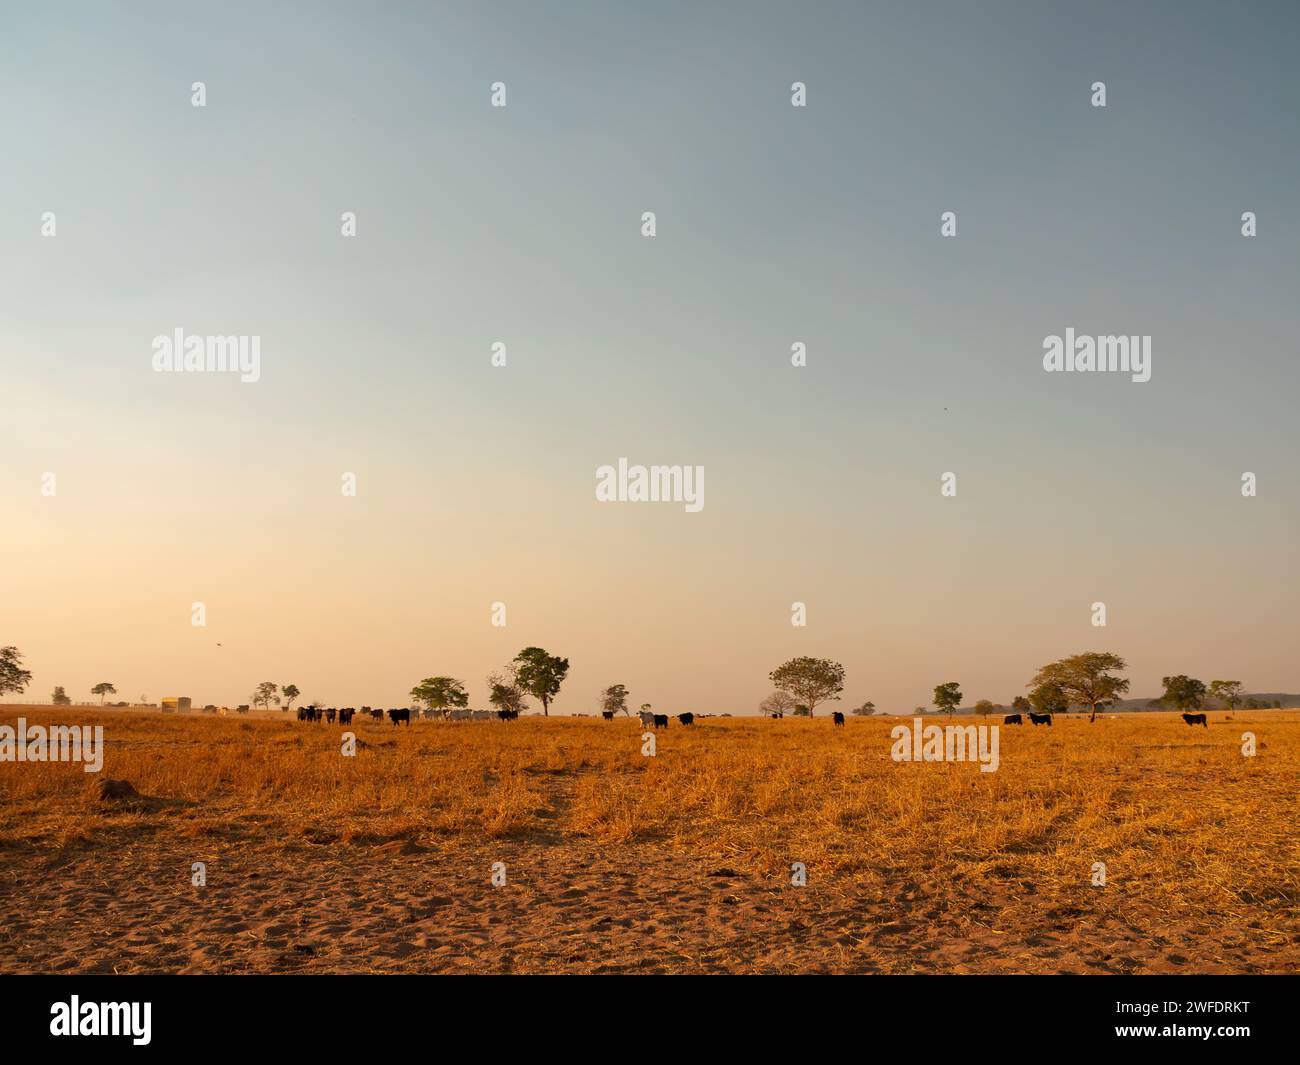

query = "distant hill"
[[942, 693, 1299, 714]]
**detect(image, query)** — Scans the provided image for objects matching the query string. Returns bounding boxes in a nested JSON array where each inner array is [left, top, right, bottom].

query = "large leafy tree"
[[51, 686, 71, 705], [851, 700, 876, 717], [0, 647, 32, 696], [252, 681, 279, 711], [1208, 679, 1244, 714], [600, 684, 629, 716], [281, 684, 300, 712], [933, 682, 963, 715], [512, 647, 569, 717], [1011, 695, 1032, 714], [974, 699, 995, 717], [1161, 675, 1207, 713], [410, 677, 469, 717], [768, 657, 845, 718], [91, 682, 117, 704], [1029, 652, 1130, 723]]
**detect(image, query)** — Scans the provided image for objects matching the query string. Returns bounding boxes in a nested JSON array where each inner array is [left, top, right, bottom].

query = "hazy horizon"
[[4, 1, 1298, 715]]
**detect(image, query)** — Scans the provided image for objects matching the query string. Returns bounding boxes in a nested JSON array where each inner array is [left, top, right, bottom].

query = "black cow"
[[369, 708, 383, 720], [601, 711, 614, 721], [832, 711, 845, 726], [388, 708, 410, 726], [770, 712, 784, 719], [1003, 713, 1023, 725], [496, 709, 518, 721], [653, 714, 668, 729], [325, 708, 337, 724], [297, 707, 309, 721], [677, 712, 694, 726], [1182, 712, 1207, 727], [338, 708, 355, 725], [1029, 712, 1052, 726]]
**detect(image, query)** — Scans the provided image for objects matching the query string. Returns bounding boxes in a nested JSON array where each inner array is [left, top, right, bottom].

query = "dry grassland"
[[0, 708, 1295, 973]]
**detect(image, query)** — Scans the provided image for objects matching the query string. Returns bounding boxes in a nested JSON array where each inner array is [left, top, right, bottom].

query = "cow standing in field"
[[338, 708, 355, 725], [388, 708, 410, 726], [638, 711, 655, 728], [602, 711, 615, 721], [1003, 713, 1023, 725], [770, 712, 784, 719], [1028, 712, 1052, 726], [653, 714, 668, 729], [832, 712, 845, 726], [369, 708, 383, 721], [496, 709, 518, 721], [325, 708, 337, 724], [1182, 712, 1208, 727], [677, 712, 694, 726]]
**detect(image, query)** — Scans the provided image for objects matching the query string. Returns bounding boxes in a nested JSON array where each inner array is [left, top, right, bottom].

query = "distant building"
[[160, 697, 192, 714]]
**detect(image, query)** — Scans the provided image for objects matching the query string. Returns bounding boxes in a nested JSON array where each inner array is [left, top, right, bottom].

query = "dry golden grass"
[[0, 708, 1296, 973]]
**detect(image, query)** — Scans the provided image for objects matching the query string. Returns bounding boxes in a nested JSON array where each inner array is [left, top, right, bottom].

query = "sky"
[[2, 1, 1298, 713]]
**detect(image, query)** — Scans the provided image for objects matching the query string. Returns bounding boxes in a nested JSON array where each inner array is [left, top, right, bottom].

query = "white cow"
[[638, 711, 655, 728], [470, 710, 491, 721], [449, 709, 471, 721]]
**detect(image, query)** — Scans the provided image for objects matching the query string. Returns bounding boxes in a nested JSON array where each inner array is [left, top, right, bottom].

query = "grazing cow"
[[638, 711, 655, 728], [1028, 712, 1052, 726], [388, 708, 410, 726], [601, 711, 615, 721], [653, 714, 668, 729], [369, 708, 383, 720], [832, 711, 845, 726], [325, 708, 337, 724], [1182, 712, 1207, 728], [1003, 713, 1023, 725], [338, 708, 355, 725], [496, 709, 519, 721], [677, 712, 694, 726]]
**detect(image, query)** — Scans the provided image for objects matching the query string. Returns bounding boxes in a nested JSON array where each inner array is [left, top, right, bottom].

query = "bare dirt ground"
[[1, 709, 1296, 974]]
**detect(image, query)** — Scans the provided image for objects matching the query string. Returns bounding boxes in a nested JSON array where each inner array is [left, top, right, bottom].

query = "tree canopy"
[[768, 657, 845, 717]]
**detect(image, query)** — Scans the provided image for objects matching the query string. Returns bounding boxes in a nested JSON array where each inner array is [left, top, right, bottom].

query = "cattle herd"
[[293, 706, 1216, 727], [295, 705, 523, 725]]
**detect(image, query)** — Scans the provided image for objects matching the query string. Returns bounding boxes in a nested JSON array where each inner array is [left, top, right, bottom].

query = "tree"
[[51, 686, 71, 705], [410, 677, 469, 717], [759, 691, 797, 717], [792, 705, 811, 717], [1029, 682, 1068, 716], [91, 682, 117, 704], [1161, 675, 1207, 713], [933, 682, 962, 716], [851, 700, 876, 717], [1030, 652, 1130, 723], [974, 699, 995, 717], [1011, 696, 1031, 714], [1208, 679, 1244, 714], [512, 647, 569, 717], [600, 684, 629, 716], [252, 681, 279, 711], [768, 657, 845, 718], [487, 671, 528, 716], [0, 647, 32, 696], [281, 684, 300, 712]]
